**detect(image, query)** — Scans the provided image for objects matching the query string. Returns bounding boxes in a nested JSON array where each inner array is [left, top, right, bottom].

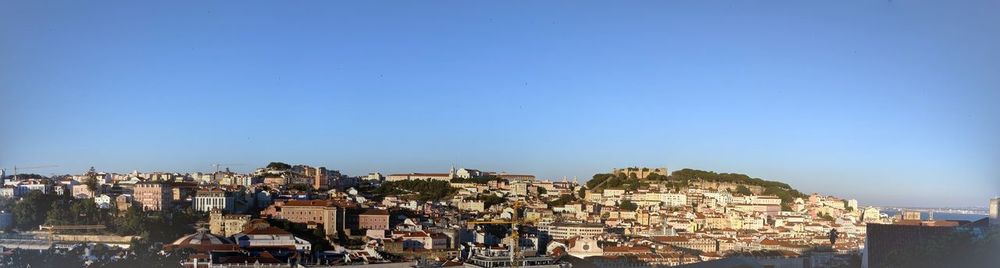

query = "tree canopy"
[[735, 185, 753, 196], [584, 168, 807, 210], [266, 162, 291, 170], [619, 200, 638, 211], [374, 179, 457, 202], [1, 173, 48, 181], [586, 173, 646, 192], [12, 191, 60, 229], [546, 194, 576, 207], [12, 192, 198, 240], [450, 175, 507, 185]]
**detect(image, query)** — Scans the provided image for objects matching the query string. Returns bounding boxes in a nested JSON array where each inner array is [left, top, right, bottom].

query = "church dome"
[[164, 228, 240, 252]]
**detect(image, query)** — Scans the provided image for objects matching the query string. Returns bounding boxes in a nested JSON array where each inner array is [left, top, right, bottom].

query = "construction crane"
[[9, 165, 59, 180], [212, 163, 245, 173], [466, 201, 529, 268]]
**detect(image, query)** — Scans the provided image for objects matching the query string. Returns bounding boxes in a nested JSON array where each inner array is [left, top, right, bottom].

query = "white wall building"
[[234, 227, 311, 251], [543, 222, 605, 240], [94, 194, 113, 209], [990, 197, 998, 226], [193, 189, 234, 212]]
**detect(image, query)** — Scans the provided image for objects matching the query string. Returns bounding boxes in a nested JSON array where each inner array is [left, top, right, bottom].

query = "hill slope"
[[586, 168, 807, 209]]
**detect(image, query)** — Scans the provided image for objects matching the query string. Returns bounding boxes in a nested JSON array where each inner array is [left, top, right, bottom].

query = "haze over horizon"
[[2, 1, 999, 208]]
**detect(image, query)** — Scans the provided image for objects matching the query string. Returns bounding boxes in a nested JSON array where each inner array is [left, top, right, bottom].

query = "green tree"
[[547, 194, 576, 207], [735, 185, 753, 196], [115, 203, 146, 235], [645, 173, 668, 181], [289, 183, 311, 192], [587, 174, 614, 189], [84, 166, 101, 194], [477, 194, 508, 209], [45, 201, 74, 225], [373, 179, 457, 201], [619, 200, 639, 211], [266, 162, 292, 170], [450, 175, 506, 184], [12, 191, 59, 229]]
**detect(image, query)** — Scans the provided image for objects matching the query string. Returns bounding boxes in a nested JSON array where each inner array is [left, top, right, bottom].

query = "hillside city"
[[0, 163, 994, 268]]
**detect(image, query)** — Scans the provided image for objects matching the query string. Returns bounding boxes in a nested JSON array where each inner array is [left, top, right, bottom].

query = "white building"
[[386, 173, 451, 182], [366, 172, 384, 181], [847, 199, 859, 211], [233, 226, 311, 251], [747, 195, 782, 206], [94, 194, 113, 209], [661, 193, 688, 207], [0, 187, 14, 198], [458, 200, 486, 212], [193, 189, 234, 212], [512, 183, 529, 196], [703, 191, 733, 205], [990, 197, 998, 226], [19, 183, 49, 194], [221, 175, 252, 187], [602, 189, 626, 198], [543, 222, 605, 240], [455, 168, 482, 179]]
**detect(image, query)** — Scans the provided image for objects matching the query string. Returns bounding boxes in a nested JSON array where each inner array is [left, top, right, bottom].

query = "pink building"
[[134, 182, 171, 211], [72, 184, 94, 199], [359, 209, 390, 230]]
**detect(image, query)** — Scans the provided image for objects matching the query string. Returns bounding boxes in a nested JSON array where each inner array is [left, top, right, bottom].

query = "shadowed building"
[[358, 209, 390, 230], [863, 219, 990, 268]]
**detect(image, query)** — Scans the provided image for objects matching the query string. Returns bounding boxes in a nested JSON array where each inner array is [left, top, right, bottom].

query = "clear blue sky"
[[2, 1, 998, 208]]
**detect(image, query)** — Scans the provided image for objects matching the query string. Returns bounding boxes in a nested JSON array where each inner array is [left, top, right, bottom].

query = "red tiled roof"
[[242, 227, 291, 235], [388, 173, 450, 177], [283, 200, 334, 207], [653, 236, 689, 243], [603, 246, 652, 254], [361, 209, 389, 215]]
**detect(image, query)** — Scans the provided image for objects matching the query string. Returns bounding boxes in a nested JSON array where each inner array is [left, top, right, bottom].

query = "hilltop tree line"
[[373, 179, 457, 202], [450, 175, 508, 185], [585, 168, 807, 210], [266, 162, 292, 170], [0, 173, 48, 181]]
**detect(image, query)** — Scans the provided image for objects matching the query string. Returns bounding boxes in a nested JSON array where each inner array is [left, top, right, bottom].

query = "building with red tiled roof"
[[603, 245, 653, 256], [164, 229, 239, 253], [260, 199, 339, 236]]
